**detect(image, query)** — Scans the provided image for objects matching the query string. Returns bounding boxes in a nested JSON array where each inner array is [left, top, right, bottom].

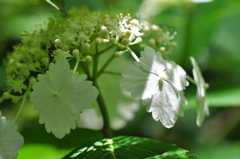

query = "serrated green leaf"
[[63, 136, 195, 159], [45, 0, 66, 12]]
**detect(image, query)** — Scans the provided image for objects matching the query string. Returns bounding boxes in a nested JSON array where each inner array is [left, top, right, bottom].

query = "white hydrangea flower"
[[121, 46, 189, 128], [0, 111, 24, 159], [30, 56, 98, 139], [190, 57, 209, 126]]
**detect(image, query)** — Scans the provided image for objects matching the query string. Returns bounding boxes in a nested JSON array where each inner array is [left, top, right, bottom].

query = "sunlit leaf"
[[63, 136, 195, 159]]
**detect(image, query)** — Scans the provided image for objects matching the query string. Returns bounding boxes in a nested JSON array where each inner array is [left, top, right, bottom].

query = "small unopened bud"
[[148, 38, 156, 46], [54, 39, 62, 46], [150, 25, 159, 32], [67, 37, 74, 44], [95, 38, 101, 44], [101, 29, 109, 38], [109, 38, 116, 43], [41, 57, 49, 67], [23, 70, 30, 77], [121, 38, 129, 46], [84, 56, 92, 62], [3, 92, 11, 99], [83, 43, 90, 50], [160, 47, 165, 52], [29, 77, 36, 85], [72, 49, 79, 57]]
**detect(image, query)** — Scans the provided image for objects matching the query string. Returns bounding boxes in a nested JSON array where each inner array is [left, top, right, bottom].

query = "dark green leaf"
[[63, 136, 195, 159]]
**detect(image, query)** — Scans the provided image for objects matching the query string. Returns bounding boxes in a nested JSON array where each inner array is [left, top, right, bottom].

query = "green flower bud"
[[109, 38, 116, 43], [29, 77, 37, 85], [54, 39, 62, 46], [160, 47, 165, 52], [95, 38, 101, 44], [148, 38, 156, 46], [72, 49, 79, 57], [83, 43, 90, 50], [3, 92, 11, 99], [41, 57, 49, 67], [84, 55, 92, 62], [101, 28, 109, 39], [23, 70, 30, 77], [121, 38, 129, 46], [67, 37, 74, 44]]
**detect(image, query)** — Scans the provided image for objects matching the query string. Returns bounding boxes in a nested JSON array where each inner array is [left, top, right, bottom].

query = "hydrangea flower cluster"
[[4, 8, 176, 96]]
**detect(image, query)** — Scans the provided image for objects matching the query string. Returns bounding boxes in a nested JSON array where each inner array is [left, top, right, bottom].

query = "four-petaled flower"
[[121, 46, 189, 128], [190, 57, 209, 126], [30, 56, 99, 139], [0, 111, 24, 159]]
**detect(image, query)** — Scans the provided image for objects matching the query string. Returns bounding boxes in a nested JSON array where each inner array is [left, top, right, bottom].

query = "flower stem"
[[128, 47, 140, 62], [97, 53, 115, 78], [73, 59, 80, 73], [92, 43, 112, 138], [186, 75, 196, 85], [94, 81, 112, 138], [14, 87, 30, 123], [98, 44, 115, 55]]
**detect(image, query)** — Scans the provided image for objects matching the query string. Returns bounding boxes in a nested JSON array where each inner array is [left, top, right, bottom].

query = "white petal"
[[143, 80, 186, 128], [196, 92, 209, 127], [165, 60, 189, 91], [140, 46, 166, 76], [190, 57, 205, 96], [121, 63, 159, 99], [190, 57, 209, 126]]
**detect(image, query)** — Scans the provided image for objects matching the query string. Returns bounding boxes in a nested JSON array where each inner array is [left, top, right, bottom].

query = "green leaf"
[[63, 136, 195, 159], [30, 56, 98, 139], [45, 0, 66, 12]]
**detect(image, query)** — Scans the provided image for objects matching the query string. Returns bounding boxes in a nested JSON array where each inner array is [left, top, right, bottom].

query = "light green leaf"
[[45, 0, 66, 12], [63, 136, 195, 159], [30, 56, 98, 139]]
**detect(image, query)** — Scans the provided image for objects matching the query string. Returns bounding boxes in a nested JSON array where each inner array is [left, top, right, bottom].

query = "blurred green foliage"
[[1, 0, 240, 158]]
